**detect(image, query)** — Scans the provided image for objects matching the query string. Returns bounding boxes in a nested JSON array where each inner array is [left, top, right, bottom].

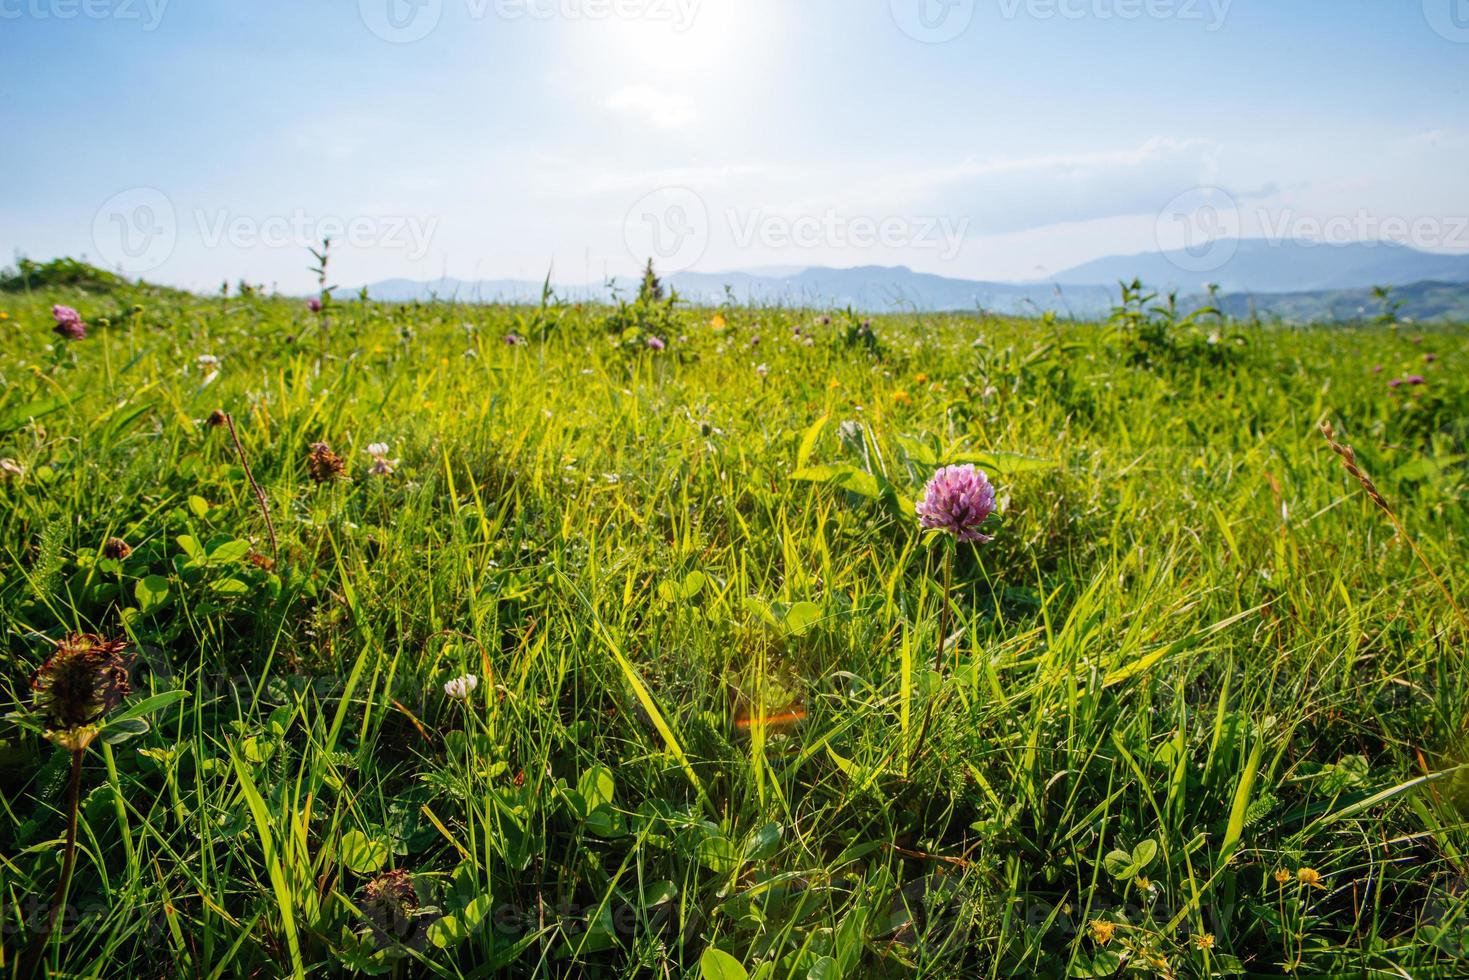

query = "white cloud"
[[606, 85, 699, 129], [899, 137, 1225, 235]]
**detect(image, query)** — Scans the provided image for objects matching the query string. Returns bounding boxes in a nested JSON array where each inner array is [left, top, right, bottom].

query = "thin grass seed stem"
[[1321, 421, 1469, 635], [33, 747, 84, 973], [939, 545, 955, 674], [224, 412, 279, 561], [911, 544, 955, 771]]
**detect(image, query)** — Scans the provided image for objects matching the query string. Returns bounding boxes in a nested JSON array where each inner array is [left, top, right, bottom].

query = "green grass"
[[1, 272, 1467, 978]]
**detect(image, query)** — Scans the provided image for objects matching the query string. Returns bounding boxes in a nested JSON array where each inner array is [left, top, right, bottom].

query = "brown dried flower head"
[[362, 869, 419, 938], [30, 633, 133, 734], [307, 441, 347, 483], [205, 409, 228, 428], [102, 537, 132, 561]]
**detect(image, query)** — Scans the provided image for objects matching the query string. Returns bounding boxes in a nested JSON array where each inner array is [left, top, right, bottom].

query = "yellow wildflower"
[[893, 390, 911, 405], [1297, 867, 1325, 889], [710, 313, 727, 330], [1273, 869, 1291, 884], [1088, 919, 1116, 945], [1193, 933, 1215, 951]]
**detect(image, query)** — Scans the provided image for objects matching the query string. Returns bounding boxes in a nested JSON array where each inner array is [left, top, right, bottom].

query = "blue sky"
[[2, 0, 1467, 291]]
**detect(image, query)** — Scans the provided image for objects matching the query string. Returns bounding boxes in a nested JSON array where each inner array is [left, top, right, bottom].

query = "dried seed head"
[[205, 409, 228, 428], [102, 537, 132, 561], [362, 869, 419, 939], [1319, 421, 1391, 515], [30, 633, 133, 734], [307, 441, 346, 483]]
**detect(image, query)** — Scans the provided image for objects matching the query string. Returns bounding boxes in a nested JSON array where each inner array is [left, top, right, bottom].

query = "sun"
[[560, 3, 776, 91]]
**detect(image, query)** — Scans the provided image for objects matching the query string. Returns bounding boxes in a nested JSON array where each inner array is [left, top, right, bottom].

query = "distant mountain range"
[[361, 240, 1469, 321], [1054, 240, 1469, 294]]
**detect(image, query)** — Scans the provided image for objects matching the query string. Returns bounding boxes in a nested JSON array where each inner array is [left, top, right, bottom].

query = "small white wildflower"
[[196, 354, 220, 367], [0, 458, 23, 479], [365, 443, 398, 476], [755, 363, 769, 377], [443, 674, 479, 700]]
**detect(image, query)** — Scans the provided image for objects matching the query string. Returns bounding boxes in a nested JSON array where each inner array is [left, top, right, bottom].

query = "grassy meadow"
[[1, 261, 1468, 978]]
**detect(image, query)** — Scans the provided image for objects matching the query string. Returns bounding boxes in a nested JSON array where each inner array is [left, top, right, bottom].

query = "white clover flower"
[[365, 442, 398, 476], [443, 674, 479, 701]]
